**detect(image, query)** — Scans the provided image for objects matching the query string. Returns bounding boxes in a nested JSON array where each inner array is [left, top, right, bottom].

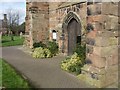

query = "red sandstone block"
[[106, 54, 118, 66], [87, 15, 102, 23], [87, 54, 106, 68]]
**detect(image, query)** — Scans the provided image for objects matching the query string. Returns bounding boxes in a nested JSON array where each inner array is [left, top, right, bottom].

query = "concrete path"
[[1, 46, 93, 88]]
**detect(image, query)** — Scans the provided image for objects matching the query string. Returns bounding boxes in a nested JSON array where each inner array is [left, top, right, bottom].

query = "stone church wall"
[[25, 2, 49, 48], [25, 1, 119, 88], [81, 2, 119, 87], [49, 2, 87, 52]]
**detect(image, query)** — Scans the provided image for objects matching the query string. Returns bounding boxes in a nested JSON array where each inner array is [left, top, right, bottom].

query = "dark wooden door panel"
[[68, 19, 78, 55]]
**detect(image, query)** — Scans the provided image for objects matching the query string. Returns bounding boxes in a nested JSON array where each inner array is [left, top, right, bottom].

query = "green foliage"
[[32, 41, 59, 58], [46, 41, 58, 56], [74, 44, 86, 64], [33, 42, 46, 48], [18, 22, 25, 34], [44, 48, 52, 58], [1, 35, 24, 47], [32, 47, 53, 58], [32, 47, 45, 58], [61, 53, 84, 75], [1, 58, 31, 88], [61, 44, 86, 75]]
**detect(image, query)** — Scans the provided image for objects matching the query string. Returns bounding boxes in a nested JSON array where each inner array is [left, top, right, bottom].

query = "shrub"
[[47, 41, 58, 56], [61, 44, 86, 75], [32, 47, 53, 59], [32, 47, 45, 58], [32, 41, 59, 59], [74, 44, 86, 64], [33, 42, 46, 48], [61, 53, 83, 75], [44, 48, 52, 58]]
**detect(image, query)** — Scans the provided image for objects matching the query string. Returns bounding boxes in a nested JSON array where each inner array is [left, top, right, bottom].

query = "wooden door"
[[67, 18, 81, 55]]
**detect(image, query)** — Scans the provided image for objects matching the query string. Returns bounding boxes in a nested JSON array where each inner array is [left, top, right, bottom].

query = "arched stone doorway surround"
[[62, 11, 82, 55]]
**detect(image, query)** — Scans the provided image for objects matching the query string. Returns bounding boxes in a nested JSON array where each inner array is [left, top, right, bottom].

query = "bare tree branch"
[[6, 8, 22, 40]]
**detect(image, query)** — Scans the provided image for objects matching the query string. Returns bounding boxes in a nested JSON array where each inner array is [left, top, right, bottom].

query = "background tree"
[[7, 9, 21, 41], [18, 22, 25, 34]]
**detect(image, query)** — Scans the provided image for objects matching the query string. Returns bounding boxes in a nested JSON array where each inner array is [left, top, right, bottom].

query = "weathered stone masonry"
[[25, 2, 49, 48], [82, 2, 119, 87], [25, 1, 119, 88], [49, 2, 87, 55]]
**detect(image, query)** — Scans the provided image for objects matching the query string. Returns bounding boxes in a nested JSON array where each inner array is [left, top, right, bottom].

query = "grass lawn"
[[0, 59, 2, 87], [1, 35, 24, 47], [0, 58, 32, 89]]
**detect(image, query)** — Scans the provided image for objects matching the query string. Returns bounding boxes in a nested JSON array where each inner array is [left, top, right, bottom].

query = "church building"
[[25, 1, 119, 87]]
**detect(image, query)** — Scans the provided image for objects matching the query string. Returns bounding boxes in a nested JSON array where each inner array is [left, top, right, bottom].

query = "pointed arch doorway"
[[62, 12, 82, 55]]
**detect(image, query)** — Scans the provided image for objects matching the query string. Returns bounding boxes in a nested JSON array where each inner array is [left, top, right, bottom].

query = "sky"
[[0, 0, 26, 24]]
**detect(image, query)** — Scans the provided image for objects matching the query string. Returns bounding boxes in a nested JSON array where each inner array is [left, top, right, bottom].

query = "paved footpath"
[[1, 46, 94, 88]]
